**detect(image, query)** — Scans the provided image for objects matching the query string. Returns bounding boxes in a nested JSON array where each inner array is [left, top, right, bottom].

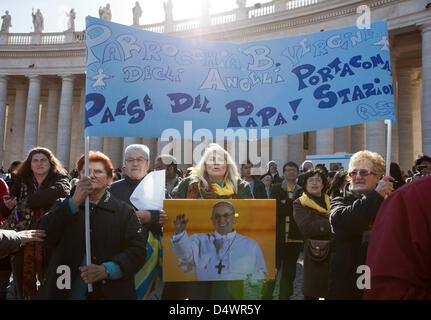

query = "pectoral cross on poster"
[[216, 260, 225, 274]]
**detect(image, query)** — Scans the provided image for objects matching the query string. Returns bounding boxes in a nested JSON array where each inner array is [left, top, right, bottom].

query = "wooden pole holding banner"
[[385, 120, 392, 177], [84, 136, 93, 293]]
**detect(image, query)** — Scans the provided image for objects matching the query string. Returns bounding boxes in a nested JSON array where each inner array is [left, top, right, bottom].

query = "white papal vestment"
[[171, 230, 267, 281]]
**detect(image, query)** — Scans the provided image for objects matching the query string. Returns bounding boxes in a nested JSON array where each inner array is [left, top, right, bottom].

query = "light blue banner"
[[85, 16, 394, 139]]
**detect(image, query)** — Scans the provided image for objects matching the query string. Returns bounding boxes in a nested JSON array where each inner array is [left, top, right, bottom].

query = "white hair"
[[124, 144, 150, 161], [191, 143, 240, 193]]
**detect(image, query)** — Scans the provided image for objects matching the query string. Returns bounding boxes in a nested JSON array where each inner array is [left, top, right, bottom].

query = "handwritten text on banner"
[[85, 17, 394, 139]]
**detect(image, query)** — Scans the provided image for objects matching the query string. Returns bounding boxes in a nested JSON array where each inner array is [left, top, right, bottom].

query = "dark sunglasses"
[[348, 169, 375, 178]]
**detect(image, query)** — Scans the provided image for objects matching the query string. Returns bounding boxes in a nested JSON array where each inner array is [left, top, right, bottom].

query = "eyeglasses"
[[88, 169, 106, 177], [307, 178, 322, 184], [348, 169, 375, 178], [213, 213, 233, 221], [125, 157, 147, 164], [31, 158, 49, 164]]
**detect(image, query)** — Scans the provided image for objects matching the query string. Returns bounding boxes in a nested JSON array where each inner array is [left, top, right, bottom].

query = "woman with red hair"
[[34, 151, 147, 300]]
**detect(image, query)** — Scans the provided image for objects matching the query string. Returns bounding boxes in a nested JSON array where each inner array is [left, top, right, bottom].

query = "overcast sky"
[[1, 0, 270, 33]]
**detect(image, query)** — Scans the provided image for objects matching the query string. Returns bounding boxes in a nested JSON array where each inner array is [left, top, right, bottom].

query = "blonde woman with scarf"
[[172, 143, 252, 200], [293, 169, 332, 300]]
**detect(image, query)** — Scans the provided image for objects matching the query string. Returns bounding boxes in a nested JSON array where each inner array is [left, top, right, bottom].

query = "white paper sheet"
[[130, 170, 165, 210]]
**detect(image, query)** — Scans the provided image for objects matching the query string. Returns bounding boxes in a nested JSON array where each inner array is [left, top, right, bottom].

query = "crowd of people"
[[0, 143, 430, 300]]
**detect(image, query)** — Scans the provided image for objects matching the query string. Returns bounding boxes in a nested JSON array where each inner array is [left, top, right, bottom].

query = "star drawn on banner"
[[373, 36, 390, 51], [90, 68, 113, 90]]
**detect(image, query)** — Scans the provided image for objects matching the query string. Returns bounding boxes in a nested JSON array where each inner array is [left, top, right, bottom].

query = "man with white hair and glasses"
[[111, 144, 168, 228], [110, 144, 168, 299]]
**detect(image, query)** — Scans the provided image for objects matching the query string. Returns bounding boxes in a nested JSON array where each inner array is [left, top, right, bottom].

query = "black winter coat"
[[0, 230, 21, 259], [328, 186, 384, 300], [269, 183, 303, 266], [250, 178, 268, 199], [0, 172, 70, 220], [293, 198, 332, 298], [34, 191, 147, 300]]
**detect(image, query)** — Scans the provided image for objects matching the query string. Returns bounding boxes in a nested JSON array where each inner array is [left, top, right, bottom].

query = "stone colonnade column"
[[38, 100, 48, 147], [365, 120, 386, 159], [123, 137, 138, 148], [412, 77, 423, 160], [69, 99, 81, 170], [364, 35, 400, 161], [90, 137, 104, 151], [307, 131, 316, 155], [421, 23, 431, 156], [271, 136, 288, 171], [4, 102, 14, 167], [397, 69, 416, 172], [10, 85, 26, 162], [334, 127, 350, 153], [288, 133, 303, 166], [105, 137, 123, 169], [23, 75, 41, 158], [350, 124, 365, 154], [258, 136, 271, 176], [316, 128, 334, 154], [56, 75, 75, 169], [75, 87, 86, 164], [44, 82, 60, 154], [142, 138, 157, 168], [0, 76, 7, 166], [389, 37, 399, 164]]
